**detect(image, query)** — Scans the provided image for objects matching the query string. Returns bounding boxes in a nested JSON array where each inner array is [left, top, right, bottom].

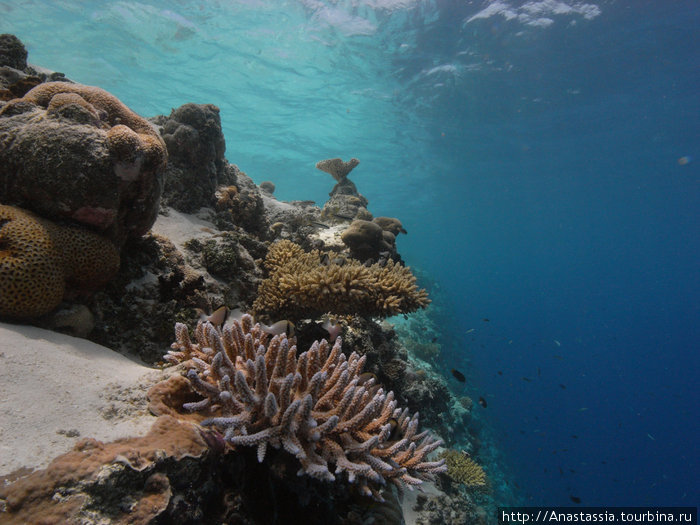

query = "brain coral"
[[0, 205, 120, 319], [252, 240, 429, 320], [0, 81, 167, 244]]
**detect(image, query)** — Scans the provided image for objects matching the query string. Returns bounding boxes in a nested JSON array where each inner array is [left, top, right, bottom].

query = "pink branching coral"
[[165, 314, 446, 500]]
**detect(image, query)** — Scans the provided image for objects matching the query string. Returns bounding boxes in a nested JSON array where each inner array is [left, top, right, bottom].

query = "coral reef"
[[159, 314, 446, 500], [439, 449, 488, 487], [0, 81, 167, 244], [0, 204, 120, 319], [373, 216, 408, 236], [0, 416, 208, 525], [317, 157, 373, 224], [341, 219, 395, 261], [316, 157, 360, 183], [253, 240, 430, 320], [154, 103, 228, 212]]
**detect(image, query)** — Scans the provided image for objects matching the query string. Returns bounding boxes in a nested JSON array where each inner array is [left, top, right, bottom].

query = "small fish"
[[386, 418, 400, 441], [522, 377, 532, 382], [333, 212, 356, 220], [321, 317, 342, 342], [647, 433, 655, 441], [482, 318, 490, 322], [197, 305, 229, 326], [554, 355, 563, 360], [570, 496, 581, 504], [431, 337, 438, 343], [357, 372, 377, 386], [537, 367, 541, 376], [310, 221, 330, 229], [497, 371, 503, 375], [451, 369, 466, 382], [559, 384, 566, 389], [465, 328, 475, 334], [261, 320, 295, 337], [320, 253, 330, 266], [553, 339, 561, 347], [578, 407, 588, 412], [571, 435, 578, 439], [478, 397, 487, 408], [678, 155, 692, 166]]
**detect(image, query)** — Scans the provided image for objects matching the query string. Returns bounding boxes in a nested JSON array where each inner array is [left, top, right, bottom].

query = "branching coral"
[[164, 314, 446, 500], [439, 449, 487, 488], [253, 240, 429, 319]]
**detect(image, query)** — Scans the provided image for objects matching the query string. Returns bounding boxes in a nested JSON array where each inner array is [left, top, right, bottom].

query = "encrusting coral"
[[252, 240, 430, 319], [161, 313, 446, 500], [0, 204, 120, 318]]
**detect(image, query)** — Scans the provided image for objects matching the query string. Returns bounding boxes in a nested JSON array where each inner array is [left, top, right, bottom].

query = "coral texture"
[[163, 314, 446, 500], [0, 81, 166, 244], [0, 205, 120, 318], [341, 219, 395, 261], [316, 157, 360, 183], [0, 416, 207, 525], [253, 240, 430, 319], [439, 449, 487, 487]]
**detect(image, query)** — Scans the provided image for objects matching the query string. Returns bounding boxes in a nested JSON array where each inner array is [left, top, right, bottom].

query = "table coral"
[[160, 314, 446, 500], [0, 205, 119, 319], [253, 240, 429, 319]]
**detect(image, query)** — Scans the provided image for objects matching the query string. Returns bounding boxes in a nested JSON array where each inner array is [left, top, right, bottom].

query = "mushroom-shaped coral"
[[0, 82, 167, 244], [159, 314, 446, 500], [0, 205, 120, 319], [252, 240, 429, 319], [316, 157, 360, 183]]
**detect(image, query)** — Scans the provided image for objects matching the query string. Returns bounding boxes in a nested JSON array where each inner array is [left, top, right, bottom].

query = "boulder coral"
[[253, 240, 429, 319], [0, 81, 167, 244], [0, 205, 120, 319]]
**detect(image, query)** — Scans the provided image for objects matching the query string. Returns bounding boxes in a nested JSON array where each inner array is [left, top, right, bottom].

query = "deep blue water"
[[2, 0, 698, 509]]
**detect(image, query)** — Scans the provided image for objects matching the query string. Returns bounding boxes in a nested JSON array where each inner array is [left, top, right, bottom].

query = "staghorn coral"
[[163, 314, 446, 500], [253, 240, 429, 319], [0, 204, 119, 319], [439, 449, 487, 488]]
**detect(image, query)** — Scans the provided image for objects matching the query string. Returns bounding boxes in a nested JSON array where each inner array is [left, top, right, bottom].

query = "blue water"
[[3, 0, 698, 508]]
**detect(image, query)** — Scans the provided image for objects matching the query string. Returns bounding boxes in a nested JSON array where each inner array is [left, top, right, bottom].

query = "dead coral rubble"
[[253, 240, 430, 320], [160, 313, 446, 501]]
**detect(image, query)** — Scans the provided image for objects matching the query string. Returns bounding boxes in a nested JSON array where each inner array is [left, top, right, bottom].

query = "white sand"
[[0, 322, 164, 476], [151, 207, 217, 253]]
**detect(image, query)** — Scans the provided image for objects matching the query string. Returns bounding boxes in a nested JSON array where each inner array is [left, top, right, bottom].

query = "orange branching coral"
[[253, 240, 429, 319], [0, 205, 119, 318], [165, 314, 446, 500]]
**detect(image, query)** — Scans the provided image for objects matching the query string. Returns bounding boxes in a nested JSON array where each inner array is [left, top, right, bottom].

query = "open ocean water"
[[2, 0, 698, 510]]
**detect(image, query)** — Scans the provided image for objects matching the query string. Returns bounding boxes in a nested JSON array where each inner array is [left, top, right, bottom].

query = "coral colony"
[[165, 313, 446, 501]]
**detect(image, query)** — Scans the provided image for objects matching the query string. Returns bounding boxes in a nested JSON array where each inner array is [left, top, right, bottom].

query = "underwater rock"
[[154, 103, 229, 213], [0, 81, 167, 245], [0, 33, 27, 70]]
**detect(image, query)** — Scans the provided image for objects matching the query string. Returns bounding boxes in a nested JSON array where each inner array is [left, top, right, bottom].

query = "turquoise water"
[[3, 0, 698, 508]]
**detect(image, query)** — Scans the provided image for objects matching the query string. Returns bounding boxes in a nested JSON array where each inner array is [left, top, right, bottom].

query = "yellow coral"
[[253, 240, 429, 319], [439, 449, 487, 487], [0, 205, 120, 319]]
